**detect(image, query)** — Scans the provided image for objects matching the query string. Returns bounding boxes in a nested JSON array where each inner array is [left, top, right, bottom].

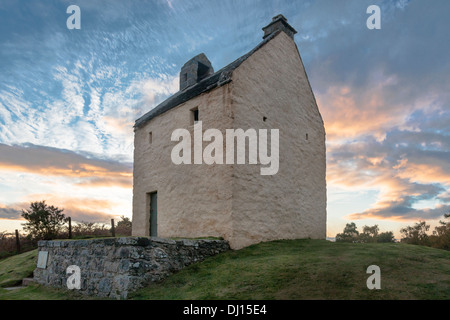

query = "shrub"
[[21, 201, 67, 240], [336, 223, 395, 243], [400, 221, 430, 246]]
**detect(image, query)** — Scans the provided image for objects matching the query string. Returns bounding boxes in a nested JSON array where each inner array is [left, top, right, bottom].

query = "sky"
[[0, 0, 449, 238]]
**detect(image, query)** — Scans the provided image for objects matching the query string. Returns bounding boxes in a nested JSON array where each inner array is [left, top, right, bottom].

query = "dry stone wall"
[[33, 237, 229, 299]]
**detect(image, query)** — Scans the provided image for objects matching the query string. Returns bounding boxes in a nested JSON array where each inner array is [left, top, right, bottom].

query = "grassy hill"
[[0, 239, 449, 300], [0, 250, 37, 288]]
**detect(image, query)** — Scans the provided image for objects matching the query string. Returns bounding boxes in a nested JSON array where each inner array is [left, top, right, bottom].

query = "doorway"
[[149, 192, 157, 237]]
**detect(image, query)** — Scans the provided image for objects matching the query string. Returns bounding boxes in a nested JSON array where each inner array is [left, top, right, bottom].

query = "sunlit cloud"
[[0, 203, 27, 220], [0, 197, 118, 224], [0, 143, 132, 225], [0, 143, 132, 183], [326, 106, 450, 222]]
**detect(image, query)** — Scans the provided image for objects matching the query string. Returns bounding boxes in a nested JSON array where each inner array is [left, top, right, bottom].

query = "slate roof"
[[134, 30, 281, 130]]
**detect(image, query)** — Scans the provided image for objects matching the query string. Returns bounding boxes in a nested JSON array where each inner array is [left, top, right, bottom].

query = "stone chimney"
[[179, 53, 214, 91], [262, 14, 297, 40]]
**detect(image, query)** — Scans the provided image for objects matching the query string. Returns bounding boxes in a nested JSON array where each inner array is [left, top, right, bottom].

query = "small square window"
[[191, 108, 199, 124]]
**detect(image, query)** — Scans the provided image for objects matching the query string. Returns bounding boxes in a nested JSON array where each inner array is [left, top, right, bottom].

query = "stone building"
[[132, 15, 326, 249]]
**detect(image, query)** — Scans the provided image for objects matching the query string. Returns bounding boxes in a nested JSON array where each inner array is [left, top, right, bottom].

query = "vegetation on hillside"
[[0, 250, 37, 288], [21, 201, 68, 240], [335, 223, 395, 243], [130, 239, 450, 300], [336, 214, 450, 251], [0, 240, 449, 300], [400, 214, 450, 250], [0, 201, 132, 259]]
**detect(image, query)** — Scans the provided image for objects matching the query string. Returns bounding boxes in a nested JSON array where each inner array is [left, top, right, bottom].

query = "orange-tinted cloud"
[[325, 123, 450, 222], [315, 72, 439, 143], [75, 176, 132, 189], [0, 143, 132, 188], [0, 202, 29, 220], [395, 161, 450, 185], [0, 196, 119, 223]]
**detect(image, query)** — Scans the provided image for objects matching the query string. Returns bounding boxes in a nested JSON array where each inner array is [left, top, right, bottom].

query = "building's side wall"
[[229, 32, 327, 249], [132, 85, 234, 240]]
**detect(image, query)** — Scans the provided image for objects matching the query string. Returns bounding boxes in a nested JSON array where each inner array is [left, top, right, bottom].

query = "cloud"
[[0, 199, 116, 224], [63, 207, 114, 224], [165, 0, 174, 10], [327, 106, 450, 221], [57, 198, 118, 223], [75, 176, 132, 189], [0, 205, 25, 220], [308, 1, 450, 224], [0, 143, 132, 188], [30, 195, 123, 223], [0, 53, 178, 162], [316, 77, 409, 141], [348, 204, 450, 222]]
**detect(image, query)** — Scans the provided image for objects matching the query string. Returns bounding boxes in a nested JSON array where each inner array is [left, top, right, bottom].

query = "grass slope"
[[0, 240, 449, 300], [0, 249, 92, 300], [131, 240, 450, 300], [0, 249, 37, 288]]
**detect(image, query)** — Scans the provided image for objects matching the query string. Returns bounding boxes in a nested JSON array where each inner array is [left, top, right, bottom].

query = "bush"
[[3, 201, 134, 258], [68, 221, 111, 238], [115, 216, 132, 236], [377, 231, 395, 243], [400, 214, 450, 251], [336, 223, 395, 243], [0, 231, 36, 259], [429, 216, 450, 250], [58, 216, 132, 239], [400, 221, 430, 246], [336, 223, 359, 243]]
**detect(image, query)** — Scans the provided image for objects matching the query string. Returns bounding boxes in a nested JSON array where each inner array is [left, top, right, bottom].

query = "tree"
[[359, 225, 380, 243], [430, 214, 450, 250], [21, 201, 67, 240], [116, 216, 132, 229], [115, 215, 132, 236], [72, 221, 97, 235], [335, 223, 395, 243], [377, 231, 395, 243], [336, 222, 359, 242], [400, 221, 430, 246]]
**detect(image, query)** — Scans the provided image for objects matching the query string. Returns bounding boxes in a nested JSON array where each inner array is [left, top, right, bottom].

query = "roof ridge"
[[134, 30, 281, 129]]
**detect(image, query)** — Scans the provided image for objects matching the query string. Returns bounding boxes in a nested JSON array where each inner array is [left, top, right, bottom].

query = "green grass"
[[0, 249, 37, 288], [0, 240, 449, 300], [0, 283, 89, 300], [131, 240, 450, 300], [0, 249, 94, 300]]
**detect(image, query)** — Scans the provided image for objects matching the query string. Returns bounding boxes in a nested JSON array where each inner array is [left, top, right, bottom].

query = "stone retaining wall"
[[33, 237, 230, 299]]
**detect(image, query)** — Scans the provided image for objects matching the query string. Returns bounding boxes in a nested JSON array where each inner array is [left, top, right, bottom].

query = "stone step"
[[22, 278, 35, 286], [4, 286, 22, 291]]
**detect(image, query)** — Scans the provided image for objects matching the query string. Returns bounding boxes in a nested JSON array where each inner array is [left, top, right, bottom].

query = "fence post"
[[68, 217, 72, 239], [111, 219, 116, 237], [15, 229, 21, 253]]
